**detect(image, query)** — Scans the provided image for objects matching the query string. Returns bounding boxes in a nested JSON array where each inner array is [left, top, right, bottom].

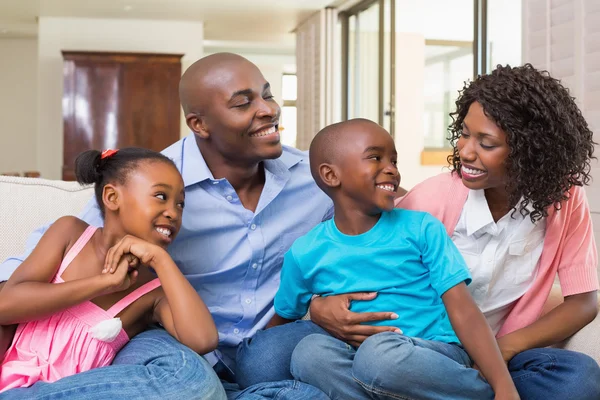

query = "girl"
[[0, 148, 220, 394], [302, 64, 600, 399]]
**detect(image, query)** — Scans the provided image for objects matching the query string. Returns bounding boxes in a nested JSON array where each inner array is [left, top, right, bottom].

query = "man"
[[1, 53, 400, 399]]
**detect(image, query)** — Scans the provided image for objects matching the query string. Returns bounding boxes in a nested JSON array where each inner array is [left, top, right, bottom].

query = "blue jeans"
[[508, 347, 600, 400], [291, 330, 493, 400], [232, 320, 330, 399], [0, 328, 226, 400], [222, 380, 330, 400], [290, 324, 600, 400]]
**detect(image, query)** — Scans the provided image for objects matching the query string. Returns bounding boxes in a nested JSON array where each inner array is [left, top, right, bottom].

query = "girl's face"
[[116, 161, 185, 249], [456, 101, 510, 193]]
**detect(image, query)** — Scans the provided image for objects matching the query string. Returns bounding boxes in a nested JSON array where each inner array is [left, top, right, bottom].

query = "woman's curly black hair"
[[447, 64, 595, 222]]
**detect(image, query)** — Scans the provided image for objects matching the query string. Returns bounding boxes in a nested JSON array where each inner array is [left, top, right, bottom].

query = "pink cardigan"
[[397, 172, 599, 337]]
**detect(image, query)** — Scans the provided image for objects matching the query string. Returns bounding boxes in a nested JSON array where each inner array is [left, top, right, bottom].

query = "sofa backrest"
[[0, 176, 94, 264]]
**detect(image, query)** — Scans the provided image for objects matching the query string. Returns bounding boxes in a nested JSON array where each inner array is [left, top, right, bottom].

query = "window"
[[340, 0, 522, 162]]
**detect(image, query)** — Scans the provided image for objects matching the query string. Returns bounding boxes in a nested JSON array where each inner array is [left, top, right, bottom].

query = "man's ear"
[[186, 112, 210, 140], [319, 163, 341, 189], [102, 184, 120, 212]]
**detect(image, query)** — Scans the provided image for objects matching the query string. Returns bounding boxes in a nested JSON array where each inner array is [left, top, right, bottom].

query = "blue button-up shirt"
[[1, 133, 333, 369]]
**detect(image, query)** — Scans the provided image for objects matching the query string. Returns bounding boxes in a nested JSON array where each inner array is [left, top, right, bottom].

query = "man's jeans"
[[228, 320, 330, 399], [0, 328, 226, 400], [288, 322, 600, 400]]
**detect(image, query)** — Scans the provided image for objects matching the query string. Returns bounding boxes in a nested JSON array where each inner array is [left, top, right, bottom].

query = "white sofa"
[[1, 175, 599, 364]]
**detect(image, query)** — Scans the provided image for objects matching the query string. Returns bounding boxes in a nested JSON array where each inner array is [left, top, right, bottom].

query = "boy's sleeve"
[[0, 197, 103, 281], [420, 213, 471, 297], [274, 248, 313, 320]]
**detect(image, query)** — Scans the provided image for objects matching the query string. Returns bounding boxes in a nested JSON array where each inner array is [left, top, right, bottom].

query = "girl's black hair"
[[447, 64, 596, 222], [75, 147, 177, 216]]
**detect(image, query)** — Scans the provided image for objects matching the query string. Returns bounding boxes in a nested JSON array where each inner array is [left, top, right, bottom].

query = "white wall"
[[37, 17, 204, 179], [522, 0, 600, 265], [394, 33, 447, 189], [0, 38, 38, 175]]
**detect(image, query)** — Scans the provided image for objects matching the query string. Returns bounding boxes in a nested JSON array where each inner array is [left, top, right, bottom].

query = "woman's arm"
[[104, 235, 218, 355], [0, 217, 126, 325], [443, 283, 519, 399], [496, 291, 597, 362]]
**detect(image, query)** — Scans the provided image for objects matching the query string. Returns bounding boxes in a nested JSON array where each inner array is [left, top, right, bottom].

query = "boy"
[[270, 119, 519, 399]]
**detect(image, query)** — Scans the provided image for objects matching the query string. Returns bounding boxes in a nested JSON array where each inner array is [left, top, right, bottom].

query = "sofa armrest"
[[554, 313, 600, 364]]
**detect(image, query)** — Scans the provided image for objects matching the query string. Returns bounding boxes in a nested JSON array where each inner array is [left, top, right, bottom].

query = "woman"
[[302, 64, 600, 399]]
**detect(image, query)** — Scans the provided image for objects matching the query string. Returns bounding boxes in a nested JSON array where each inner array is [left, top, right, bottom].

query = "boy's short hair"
[[309, 118, 379, 192]]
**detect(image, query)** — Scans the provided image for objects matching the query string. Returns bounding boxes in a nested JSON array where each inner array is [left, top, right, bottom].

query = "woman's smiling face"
[[456, 101, 511, 192]]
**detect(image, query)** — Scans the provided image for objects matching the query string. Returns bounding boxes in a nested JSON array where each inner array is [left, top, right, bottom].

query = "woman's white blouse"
[[451, 189, 547, 334]]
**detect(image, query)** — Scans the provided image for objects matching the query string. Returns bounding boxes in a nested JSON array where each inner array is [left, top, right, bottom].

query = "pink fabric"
[[396, 172, 599, 338], [0, 226, 161, 391]]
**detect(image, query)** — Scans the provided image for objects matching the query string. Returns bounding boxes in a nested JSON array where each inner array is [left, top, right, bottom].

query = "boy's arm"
[[0, 196, 102, 281], [420, 214, 518, 398], [443, 283, 519, 398], [272, 249, 313, 325]]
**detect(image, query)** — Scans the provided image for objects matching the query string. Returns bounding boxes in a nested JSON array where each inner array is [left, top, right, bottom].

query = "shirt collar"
[[180, 133, 304, 187], [464, 189, 496, 236]]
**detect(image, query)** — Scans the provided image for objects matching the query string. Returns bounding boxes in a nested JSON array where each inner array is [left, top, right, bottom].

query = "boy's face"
[[115, 161, 185, 249], [336, 123, 400, 214]]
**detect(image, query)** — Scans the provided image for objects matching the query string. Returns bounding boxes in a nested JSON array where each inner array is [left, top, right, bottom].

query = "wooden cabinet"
[[62, 51, 182, 180]]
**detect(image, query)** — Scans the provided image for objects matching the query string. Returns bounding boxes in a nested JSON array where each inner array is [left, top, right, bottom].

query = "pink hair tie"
[[101, 149, 119, 159]]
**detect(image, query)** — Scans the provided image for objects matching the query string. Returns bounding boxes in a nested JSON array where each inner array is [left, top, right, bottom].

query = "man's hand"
[[309, 292, 401, 347]]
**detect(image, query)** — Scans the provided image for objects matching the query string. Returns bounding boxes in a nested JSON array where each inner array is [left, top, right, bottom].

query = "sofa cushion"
[[0, 176, 94, 263]]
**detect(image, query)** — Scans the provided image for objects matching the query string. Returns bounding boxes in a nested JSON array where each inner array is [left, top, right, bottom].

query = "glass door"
[[341, 0, 395, 136]]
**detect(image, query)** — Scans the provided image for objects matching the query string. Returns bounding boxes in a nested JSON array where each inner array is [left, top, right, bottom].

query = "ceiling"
[[0, 0, 336, 43]]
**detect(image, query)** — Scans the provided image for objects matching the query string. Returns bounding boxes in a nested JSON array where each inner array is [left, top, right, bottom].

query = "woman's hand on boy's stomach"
[[309, 292, 401, 347]]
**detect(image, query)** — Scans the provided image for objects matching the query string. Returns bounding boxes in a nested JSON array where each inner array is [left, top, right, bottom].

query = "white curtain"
[[295, 8, 338, 150]]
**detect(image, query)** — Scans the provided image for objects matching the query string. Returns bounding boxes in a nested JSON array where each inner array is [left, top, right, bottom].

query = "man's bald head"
[[310, 118, 382, 192], [179, 53, 261, 115]]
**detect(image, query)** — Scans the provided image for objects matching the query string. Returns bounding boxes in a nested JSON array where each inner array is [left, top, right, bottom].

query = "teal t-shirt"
[[274, 209, 471, 344]]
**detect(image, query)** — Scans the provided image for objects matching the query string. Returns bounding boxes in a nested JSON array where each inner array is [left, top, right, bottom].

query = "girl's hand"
[[101, 255, 139, 294], [103, 235, 168, 274]]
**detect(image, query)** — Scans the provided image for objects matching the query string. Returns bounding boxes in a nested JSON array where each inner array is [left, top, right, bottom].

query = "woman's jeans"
[[0, 328, 226, 400]]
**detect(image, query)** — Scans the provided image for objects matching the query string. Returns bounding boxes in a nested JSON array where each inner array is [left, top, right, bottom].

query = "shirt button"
[[252, 263, 258, 269], [250, 224, 257, 230], [245, 298, 252, 304], [226, 195, 233, 201], [233, 328, 240, 334], [212, 181, 219, 185]]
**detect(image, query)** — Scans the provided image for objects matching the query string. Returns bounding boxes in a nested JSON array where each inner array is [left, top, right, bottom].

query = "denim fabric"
[[235, 320, 328, 389], [509, 347, 600, 400], [0, 329, 226, 400], [222, 380, 330, 400], [291, 330, 494, 400]]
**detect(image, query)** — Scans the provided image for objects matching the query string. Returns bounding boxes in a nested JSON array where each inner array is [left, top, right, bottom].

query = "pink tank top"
[[0, 226, 161, 392]]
